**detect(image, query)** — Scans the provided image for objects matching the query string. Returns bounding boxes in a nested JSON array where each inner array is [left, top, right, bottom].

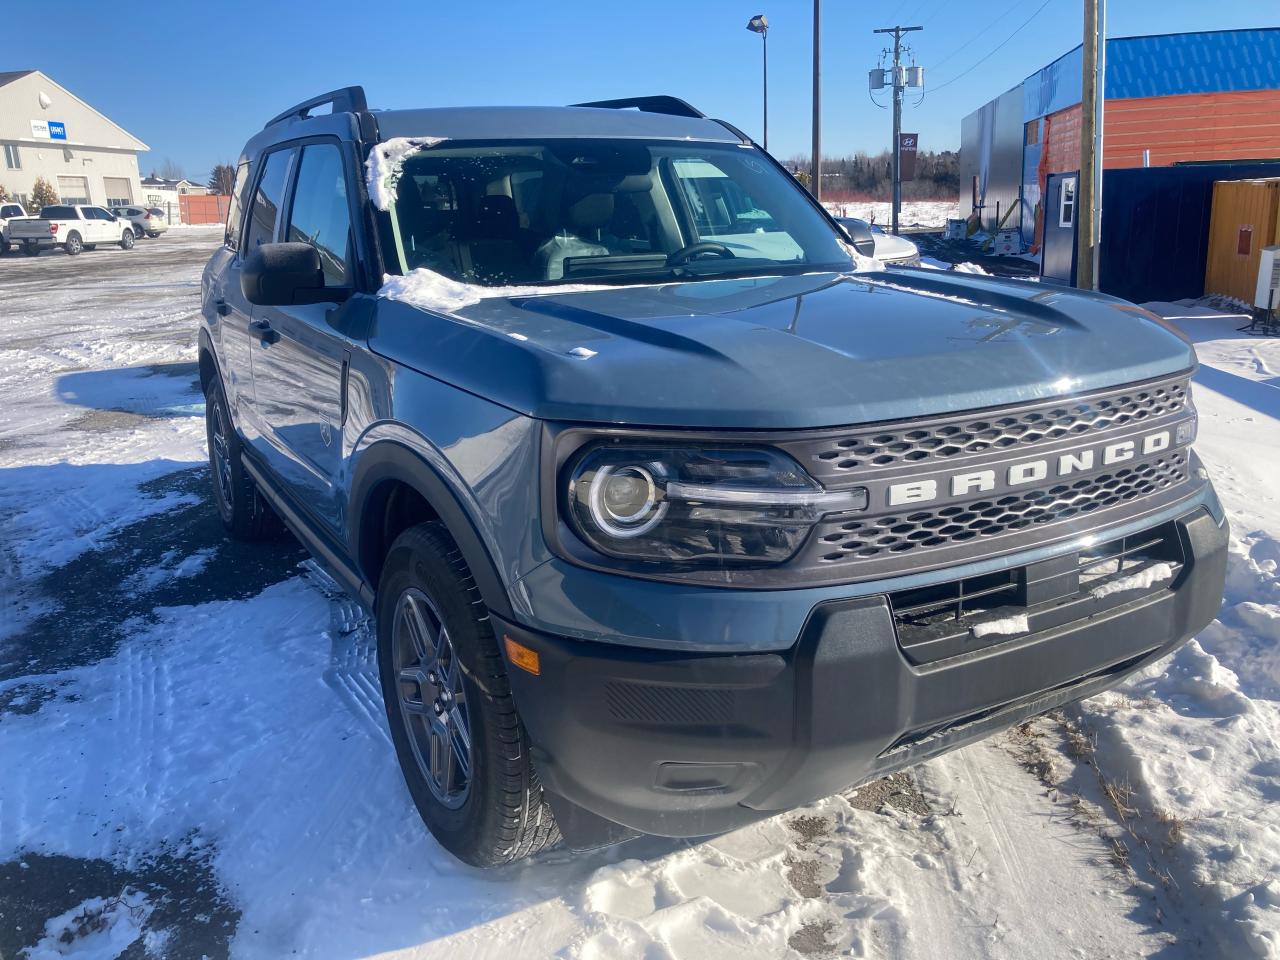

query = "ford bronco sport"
[[200, 87, 1228, 867]]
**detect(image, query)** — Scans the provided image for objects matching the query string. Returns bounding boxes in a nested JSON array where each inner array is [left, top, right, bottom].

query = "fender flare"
[[347, 438, 515, 621], [197, 326, 221, 393]]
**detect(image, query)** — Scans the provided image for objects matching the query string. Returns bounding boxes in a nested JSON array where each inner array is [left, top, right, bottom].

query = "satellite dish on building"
[[38, 91, 52, 110]]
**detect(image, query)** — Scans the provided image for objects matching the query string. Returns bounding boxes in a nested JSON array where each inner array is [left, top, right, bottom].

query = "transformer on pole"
[[872, 25, 923, 235]]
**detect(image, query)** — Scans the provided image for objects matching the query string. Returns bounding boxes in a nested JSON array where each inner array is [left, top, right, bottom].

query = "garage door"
[[103, 177, 133, 206], [57, 176, 90, 205]]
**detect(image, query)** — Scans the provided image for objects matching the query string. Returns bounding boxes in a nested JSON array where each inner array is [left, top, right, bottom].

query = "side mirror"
[[241, 242, 340, 306], [840, 219, 877, 259]]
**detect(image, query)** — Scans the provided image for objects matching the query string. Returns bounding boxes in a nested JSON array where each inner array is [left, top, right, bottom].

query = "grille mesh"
[[812, 453, 1188, 564], [794, 378, 1189, 480]]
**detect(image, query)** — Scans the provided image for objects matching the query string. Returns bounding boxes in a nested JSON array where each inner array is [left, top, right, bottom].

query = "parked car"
[[0, 200, 27, 254], [9, 204, 136, 255], [201, 87, 1228, 867], [836, 216, 920, 265], [110, 205, 168, 239]]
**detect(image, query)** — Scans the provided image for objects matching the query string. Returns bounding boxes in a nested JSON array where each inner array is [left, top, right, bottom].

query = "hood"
[[872, 232, 920, 261], [368, 269, 1196, 429]]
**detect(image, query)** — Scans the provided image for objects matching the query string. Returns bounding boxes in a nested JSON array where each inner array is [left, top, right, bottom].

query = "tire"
[[120, 229, 134, 250], [376, 522, 560, 866], [64, 231, 82, 255], [0, 237, 9, 255], [22, 241, 38, 256], [132, 225, 145, 239], [204, 378, 275, 541]]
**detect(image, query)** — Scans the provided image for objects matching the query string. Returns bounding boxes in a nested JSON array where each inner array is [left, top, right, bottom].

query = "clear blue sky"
[[8, 0, 1274, 181]]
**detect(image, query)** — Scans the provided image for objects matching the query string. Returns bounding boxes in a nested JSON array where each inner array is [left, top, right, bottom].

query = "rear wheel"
[[204, 378, 276, 541], [64, 232, 82, 255], [120, 229, 134, 250], [377, 522, 560, 866], [0, 237, 9, 255]]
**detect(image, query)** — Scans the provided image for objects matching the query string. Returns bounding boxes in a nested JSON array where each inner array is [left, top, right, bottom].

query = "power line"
[[930, 0, 1024, 71], [928, 0, 1059, 93]]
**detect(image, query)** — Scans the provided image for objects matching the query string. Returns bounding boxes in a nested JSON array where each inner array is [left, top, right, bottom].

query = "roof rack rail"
[[265, 86, 368, 129], [570, 95, 706, 119]]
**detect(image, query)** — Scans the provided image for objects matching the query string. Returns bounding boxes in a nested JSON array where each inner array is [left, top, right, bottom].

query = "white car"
[[836, 217, 920, 266], [110, 205, 168, 239], [0, 200, 27, 254], [9, 204, 137, 256]]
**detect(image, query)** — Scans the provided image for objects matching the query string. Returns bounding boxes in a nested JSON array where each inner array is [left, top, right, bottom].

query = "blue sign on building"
[[47, 121, 67, 141]]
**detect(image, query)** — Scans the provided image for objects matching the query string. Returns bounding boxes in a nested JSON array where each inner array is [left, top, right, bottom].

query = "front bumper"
[[499, 505, 1228, 839]]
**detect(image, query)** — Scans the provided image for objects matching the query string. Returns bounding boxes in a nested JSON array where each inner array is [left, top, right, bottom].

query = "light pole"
[[747, 15, 769, 151]]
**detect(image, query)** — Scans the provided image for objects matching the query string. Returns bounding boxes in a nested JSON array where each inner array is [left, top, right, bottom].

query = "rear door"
[[246, 139, 361, 536], [222, 150, 292, 427]]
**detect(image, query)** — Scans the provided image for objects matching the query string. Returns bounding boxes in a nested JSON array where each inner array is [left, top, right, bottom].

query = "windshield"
[[382, 138, 851, 287]]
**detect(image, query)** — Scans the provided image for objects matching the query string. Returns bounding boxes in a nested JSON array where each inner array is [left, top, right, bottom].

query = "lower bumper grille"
[[889, 520, 1185, 664]]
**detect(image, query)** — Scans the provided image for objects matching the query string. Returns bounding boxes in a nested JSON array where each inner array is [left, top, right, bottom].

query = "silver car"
[[110, 205, 168, 239]]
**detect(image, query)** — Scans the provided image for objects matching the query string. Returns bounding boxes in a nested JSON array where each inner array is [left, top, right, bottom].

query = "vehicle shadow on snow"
[[0, 465, 305, 683], [1192, 363, 1280, 422], [54, 361, 205, 432]]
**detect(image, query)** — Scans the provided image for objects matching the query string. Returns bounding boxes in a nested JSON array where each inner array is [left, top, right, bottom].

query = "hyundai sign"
[[30, 119, 67, 140]]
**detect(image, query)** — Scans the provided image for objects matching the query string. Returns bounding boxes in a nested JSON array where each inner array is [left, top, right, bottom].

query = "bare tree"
[[159, 158, 185, 181]]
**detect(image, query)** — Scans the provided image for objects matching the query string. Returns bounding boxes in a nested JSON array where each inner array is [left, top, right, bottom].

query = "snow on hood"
[[365, 136, 447, 211], [377, 267, 653, 313], [379, 259, 881, 315]]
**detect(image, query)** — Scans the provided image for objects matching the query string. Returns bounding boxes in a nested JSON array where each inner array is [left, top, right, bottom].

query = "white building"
[[0, 70, 148, 211]]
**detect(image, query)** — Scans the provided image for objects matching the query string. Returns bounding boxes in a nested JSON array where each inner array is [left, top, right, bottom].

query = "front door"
[[1040, 172, 1079, 285], [246, 140, 359, 537]]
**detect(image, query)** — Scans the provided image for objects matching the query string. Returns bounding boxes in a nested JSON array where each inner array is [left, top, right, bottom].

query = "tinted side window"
[[244, 150, 292, 251], [224, 161, 252, 250], [285, 143, 353, 286]]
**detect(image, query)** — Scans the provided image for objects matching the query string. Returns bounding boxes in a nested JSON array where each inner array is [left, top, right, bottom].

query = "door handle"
[[250, 319, 280, 345], [215, 299, 231, 316]]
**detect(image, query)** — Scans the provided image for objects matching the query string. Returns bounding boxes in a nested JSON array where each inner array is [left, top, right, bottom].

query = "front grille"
[[786, 375, 1189, 484], [889, 521, 1185, 664], [811, 452, 1188, 565]]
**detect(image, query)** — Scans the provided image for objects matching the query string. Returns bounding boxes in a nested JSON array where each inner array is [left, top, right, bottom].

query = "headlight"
[[564, 444, 867, 566]]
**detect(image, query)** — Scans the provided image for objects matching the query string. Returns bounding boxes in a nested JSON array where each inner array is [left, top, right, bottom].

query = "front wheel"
[[376, 522, 560, 866], [204, 379, 276, 541], [120, 229, 134, 250], [64, 232, 82, 255]]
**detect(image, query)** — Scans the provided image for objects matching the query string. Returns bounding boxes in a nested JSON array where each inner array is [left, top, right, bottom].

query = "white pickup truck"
[[9, 204, 137, 256], [0, 200, 28, 255]]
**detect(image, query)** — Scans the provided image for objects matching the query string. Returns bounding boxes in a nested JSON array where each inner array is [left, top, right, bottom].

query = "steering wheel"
[[668, 241, 736, 265]]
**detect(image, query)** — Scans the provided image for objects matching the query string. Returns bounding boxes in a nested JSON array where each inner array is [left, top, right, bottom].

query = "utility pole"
[[747, 15, 769, 151], [874, 24, 923, 235], [812, 0, 821, 200], [1077, 0, 1106, 290]]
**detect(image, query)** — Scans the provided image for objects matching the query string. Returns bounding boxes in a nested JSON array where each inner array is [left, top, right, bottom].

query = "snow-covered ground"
[[0, 241, 1277, 959], [822, 200, 959, 229]]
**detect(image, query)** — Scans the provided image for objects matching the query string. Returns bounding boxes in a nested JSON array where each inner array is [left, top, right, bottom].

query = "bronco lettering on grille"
[[887, 428, 1174, 507]]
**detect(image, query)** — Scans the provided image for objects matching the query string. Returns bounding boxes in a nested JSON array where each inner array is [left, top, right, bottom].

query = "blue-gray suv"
[[199, 87, 1228, 866]]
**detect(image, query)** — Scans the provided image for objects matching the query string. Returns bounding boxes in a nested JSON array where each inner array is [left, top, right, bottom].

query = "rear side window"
[[224, 162, 251, 250], [285, 143, 352, 286], [243, 150, 293, 251]]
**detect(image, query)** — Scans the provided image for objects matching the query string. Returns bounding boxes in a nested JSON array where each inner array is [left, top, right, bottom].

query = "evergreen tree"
[[208, 163, 235, 195], [29, 176, 58, 213]]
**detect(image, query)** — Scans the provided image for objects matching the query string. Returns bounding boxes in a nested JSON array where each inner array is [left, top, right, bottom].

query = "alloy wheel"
[[210, 399, 234, 506], [392, 587, 472, 808]]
